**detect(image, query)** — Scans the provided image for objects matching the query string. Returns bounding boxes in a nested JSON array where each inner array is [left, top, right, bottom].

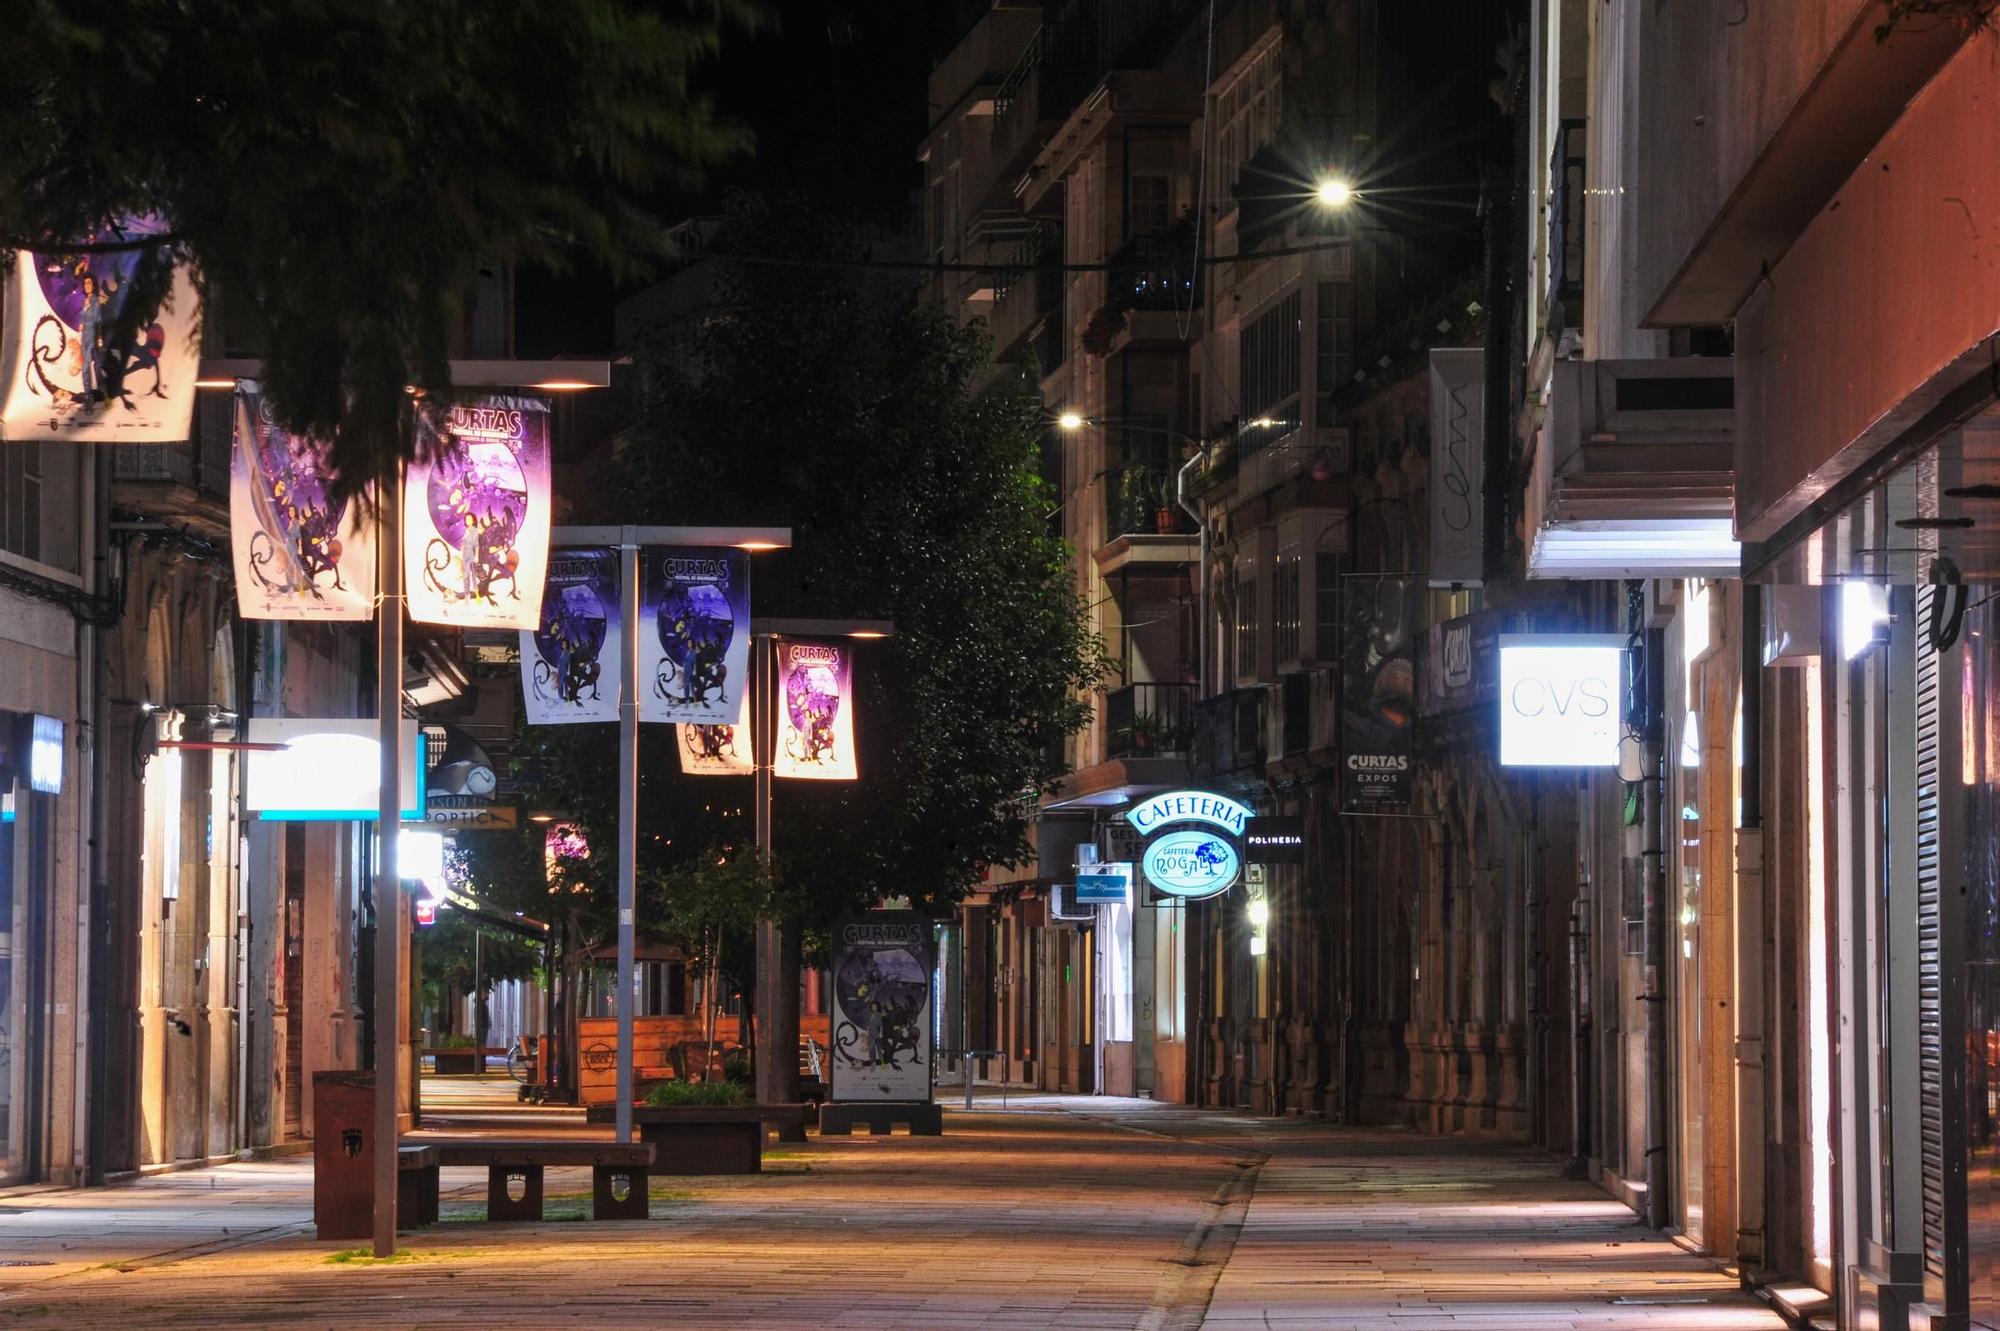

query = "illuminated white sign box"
[[245, 718, 426, 820], [1497, 635, 1624, 767]]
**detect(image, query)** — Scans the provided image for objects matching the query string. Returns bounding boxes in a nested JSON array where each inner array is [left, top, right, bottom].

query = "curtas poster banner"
[[405, 395, 551, 630], [520, 547, 620, 724], [0, 216, 200, 442], [229, 382, 377, 621], [773, 637, 857, 781], [678, 694, 754, 776], [639, 547, 751, 725], [1339, 573, 1417, 814], [830, 913, 935, 1102]]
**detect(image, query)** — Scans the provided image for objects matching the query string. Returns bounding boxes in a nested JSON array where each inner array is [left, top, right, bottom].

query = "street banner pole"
[[753, 633, 777, 1105], [372, 463, 405, 1259], [547, 525, 790, 1135], [615, 534, 641, 1142]]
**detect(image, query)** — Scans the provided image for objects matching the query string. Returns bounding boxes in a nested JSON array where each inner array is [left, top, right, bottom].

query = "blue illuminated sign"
[[1140, 829, 1240, 900], [1074, 863, 1133, 904], [1128, 789, 1252, 837]]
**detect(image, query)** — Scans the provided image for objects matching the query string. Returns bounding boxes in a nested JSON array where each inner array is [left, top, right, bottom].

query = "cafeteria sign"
[[1127, 789, 1251, 901]]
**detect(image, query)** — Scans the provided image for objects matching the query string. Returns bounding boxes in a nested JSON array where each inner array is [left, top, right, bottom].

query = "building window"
[[1316, 280, 1354, 406], [1274, 554, 1301, 665], [1215, 39, 1282, 207], [1128, 174, 1172, 237], [0, 442, 80, 575], [0, 444, 43, 566], [1235, 575, 1258, 681], [1315, 552, 1341, 662], [1240, 289, 1302, 449]]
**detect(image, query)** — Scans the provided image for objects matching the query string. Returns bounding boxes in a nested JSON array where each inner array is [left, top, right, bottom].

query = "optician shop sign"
[[1129, 789, 1253, 901], [1497, 635, 1624, 767]]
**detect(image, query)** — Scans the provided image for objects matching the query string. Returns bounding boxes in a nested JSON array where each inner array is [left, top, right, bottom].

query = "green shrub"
[[642, 1079, 750, 1108], [438, 1034, 477, 1049]]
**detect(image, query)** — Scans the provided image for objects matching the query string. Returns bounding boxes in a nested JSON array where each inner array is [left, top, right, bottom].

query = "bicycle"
[[506, 1035, 546, 1104]]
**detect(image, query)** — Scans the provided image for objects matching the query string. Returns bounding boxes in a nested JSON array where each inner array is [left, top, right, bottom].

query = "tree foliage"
[[567, 198, 1106, 932], [417, 907, 540, 1035], [456, 200, 1103, 960], [0, 0, 756, 489]]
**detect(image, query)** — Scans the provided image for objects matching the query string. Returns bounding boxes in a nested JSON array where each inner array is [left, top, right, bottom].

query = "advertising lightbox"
[[245, 718, 426, 820], [1497, 635, 1625, 767]]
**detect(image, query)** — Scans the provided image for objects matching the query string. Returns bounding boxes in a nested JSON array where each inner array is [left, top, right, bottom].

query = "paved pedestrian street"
[[0, 1097, 1782, 1330]]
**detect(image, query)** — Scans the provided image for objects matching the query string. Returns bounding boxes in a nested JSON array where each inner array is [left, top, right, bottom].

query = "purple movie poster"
[[520, 547, 620, 724], [639, 547, 752, 725], [404, 395, 551, 630], [773, 637, 857, 781], [229, 382, 377, 621], [0, 214, 200, 442]]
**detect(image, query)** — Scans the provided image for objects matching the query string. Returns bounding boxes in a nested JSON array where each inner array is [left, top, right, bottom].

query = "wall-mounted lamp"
[[1840, 580, 1892, 661]]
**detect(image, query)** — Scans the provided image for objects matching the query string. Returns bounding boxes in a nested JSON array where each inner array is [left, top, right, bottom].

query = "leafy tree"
[[0, 0, 756, 488], [484, 200, 1104, 1092], [601, 198, 1107, 928], [417, 908, 539, 1039]]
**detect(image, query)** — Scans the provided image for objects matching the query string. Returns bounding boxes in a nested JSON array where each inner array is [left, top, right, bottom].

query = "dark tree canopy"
[[0, 0, 756, 488], [491, 199, 1105, 945]]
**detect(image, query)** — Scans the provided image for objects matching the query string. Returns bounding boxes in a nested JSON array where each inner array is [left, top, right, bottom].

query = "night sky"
[[515, 0, 958, 358]]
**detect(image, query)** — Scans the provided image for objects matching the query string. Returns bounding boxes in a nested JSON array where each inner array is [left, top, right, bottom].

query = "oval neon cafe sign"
[[1141, 829, 1241, 900]]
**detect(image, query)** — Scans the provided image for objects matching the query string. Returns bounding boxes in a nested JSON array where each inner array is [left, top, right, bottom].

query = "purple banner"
[[405, 395, 551, 630], [521, 547, 620, 724], [229, 382, 377, 620]]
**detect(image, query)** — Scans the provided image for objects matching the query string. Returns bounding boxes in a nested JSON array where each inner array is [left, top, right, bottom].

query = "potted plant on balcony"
[[1152, 473, 1177, 533]]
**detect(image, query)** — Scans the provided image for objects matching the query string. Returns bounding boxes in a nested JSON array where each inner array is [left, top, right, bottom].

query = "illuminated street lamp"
[[1315, 178, 1357, 208], [746, 617, 893, 1126], [550, 524, 793, 1148]]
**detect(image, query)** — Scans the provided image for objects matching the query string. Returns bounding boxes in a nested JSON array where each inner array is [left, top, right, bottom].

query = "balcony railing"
[[1102, 461, 1196, 540], [1545, 118, 1586, 331], [1108, 230, 1201, 317], [1105, 681, 1195, 760], [112, 392, 231, 502], [991, 24, 1096, 175], [991, 222, 1063, 362], [1191, 687, 1267, 776]]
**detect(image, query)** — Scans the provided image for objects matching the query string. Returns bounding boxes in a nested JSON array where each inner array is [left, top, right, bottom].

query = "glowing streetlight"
[[1315, 178, 1356, 208], [1057, 410, 1086, 431]]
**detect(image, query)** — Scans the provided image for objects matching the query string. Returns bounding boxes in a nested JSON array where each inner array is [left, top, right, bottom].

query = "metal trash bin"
[[312, 1070, 377, 1241]]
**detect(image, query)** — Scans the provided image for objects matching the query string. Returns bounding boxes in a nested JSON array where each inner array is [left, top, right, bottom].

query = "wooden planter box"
[[428, 1049, 480, 1075], [583, 1103, 815, 1174]]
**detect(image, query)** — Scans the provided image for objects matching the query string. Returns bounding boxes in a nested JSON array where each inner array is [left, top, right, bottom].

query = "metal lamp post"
[[199, 357, 613, 1260], [549, 526, 793, 1147], [745, 618, 892, 1125]]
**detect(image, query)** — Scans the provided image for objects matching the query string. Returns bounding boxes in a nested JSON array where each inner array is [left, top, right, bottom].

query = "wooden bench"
[[583, 1104, 815, 1174], [396, 1144, 440, 1227], [415, 1139, 655, 1222]]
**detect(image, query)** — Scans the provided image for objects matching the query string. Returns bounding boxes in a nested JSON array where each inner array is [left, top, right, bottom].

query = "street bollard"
[[965, 1053, 975, 1110]]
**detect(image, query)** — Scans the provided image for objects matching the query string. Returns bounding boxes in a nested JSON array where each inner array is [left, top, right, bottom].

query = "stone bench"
[[414, 1138, 655, 1222], [818, 1101, 944, 1137], [583, 1104, 815, 1174]]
